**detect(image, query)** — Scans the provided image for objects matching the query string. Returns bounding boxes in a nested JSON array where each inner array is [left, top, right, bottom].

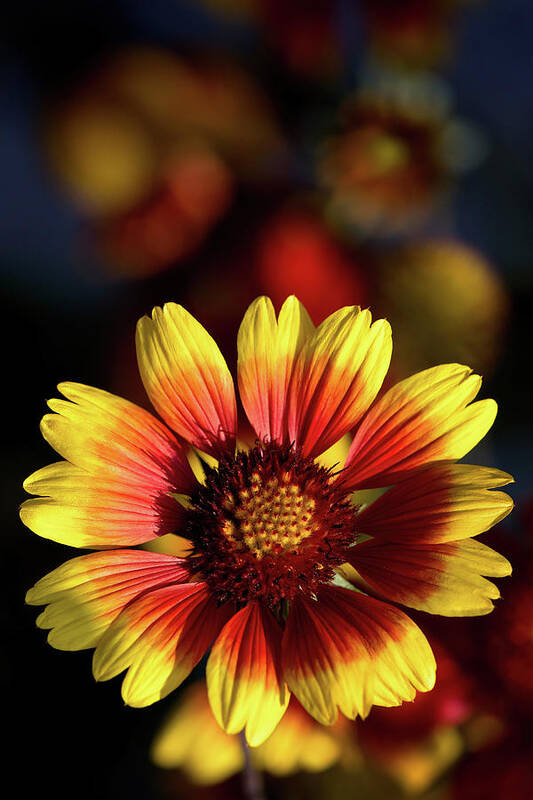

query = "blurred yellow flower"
[[376, 239, 509, 377], [151, 681, 357, 784]]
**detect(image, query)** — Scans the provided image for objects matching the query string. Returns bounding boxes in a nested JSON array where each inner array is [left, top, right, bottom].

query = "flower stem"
[[239, 731, 266, 800]]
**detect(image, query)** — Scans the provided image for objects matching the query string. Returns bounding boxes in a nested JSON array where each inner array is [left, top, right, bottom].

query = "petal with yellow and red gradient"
[[25, 549, 190, 650], [237, 296, 314, 445], [136, 302, 237, 456], [342, 364, 497, 490], [347, 538, 511, 616], [207, 601, 289, 745], [282, 586, 435, 726], [93, 582, 233, 707], [287, 306, 392, 458], [355, 463, 514, 544], [20, 383, 195, 548]]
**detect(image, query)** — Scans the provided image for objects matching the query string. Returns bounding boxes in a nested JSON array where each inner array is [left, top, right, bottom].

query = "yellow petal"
[[142, 533, 193, 556], [93, 582, 232, 707], [315, 433, 352, 471], [344, 364, 497, 489], [136, 302, 237, 455], [288, 306, 392, 458], [348, 538, 512, 616], [355, 463, 514, 543], [238, 295, 314, 445], [25, 549, 190, 650], [20, 383, 194, 547], [282, 587, 435, 725], [207, 602, 289, 746]]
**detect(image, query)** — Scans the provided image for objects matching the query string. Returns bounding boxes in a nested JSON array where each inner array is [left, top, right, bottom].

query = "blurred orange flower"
[[96, 150, 232, 276], [45, 47, 284, 275]]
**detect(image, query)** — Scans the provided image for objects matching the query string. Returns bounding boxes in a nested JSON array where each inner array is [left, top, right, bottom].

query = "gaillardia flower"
[[21, 297, 513, 746]]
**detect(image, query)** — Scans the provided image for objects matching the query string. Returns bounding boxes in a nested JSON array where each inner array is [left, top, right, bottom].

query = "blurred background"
[[3, 1, 532, 798]]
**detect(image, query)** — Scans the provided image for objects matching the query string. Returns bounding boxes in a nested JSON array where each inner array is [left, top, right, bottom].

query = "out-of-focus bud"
[[447, 524, 533, 799], [151, 682, 243, 785], [375, 239, 509, 378], [452, 737, 533, 800], [183, 0, 257, 20], [99, 48, 285, 178], [254, 698, 357, 776]]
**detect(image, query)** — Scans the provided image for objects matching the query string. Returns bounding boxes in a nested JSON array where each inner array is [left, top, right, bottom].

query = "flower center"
[[184, 442, 358, 609], [221, 470, 318, 558]]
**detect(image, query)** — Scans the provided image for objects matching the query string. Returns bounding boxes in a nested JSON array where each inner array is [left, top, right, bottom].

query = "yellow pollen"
[[222, 476, 318, 558]]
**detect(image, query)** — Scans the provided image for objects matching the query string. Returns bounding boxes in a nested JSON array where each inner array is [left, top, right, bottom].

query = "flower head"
[[320, 92, 450, 233], [21, 296, 513, 745], [45, 47, 284, 275]]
